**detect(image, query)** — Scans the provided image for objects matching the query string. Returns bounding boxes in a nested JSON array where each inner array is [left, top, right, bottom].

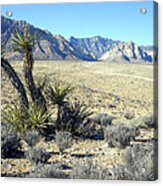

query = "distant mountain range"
[[1, 16, 157, 62]]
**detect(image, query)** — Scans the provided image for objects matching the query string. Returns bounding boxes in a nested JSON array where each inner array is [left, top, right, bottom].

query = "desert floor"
[[1, 61, 156, 177]]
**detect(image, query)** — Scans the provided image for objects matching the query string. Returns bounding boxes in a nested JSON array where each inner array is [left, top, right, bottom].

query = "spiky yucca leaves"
[[47, 81, 74, 106], [12, 29, 37, 69], [47, 81, 74, 127], [26, 104, 51, 130], [2, 103, 27, 134], [47, 81, 92, 135], [60, 102, 93, 135], [2, 102, 51, 134], [12, 29, 47, 112], [35, 75, 48, 93]]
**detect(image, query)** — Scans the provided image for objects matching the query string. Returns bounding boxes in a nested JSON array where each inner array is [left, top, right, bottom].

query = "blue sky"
[[1, 1, 155, 45]]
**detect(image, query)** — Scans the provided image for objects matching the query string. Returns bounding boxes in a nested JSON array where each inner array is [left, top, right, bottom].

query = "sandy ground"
[[1, 61, 156, 177]]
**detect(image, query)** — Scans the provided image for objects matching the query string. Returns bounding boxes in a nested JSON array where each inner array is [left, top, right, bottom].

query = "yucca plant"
[[47, 81, 74, 106], [61, 101, 93, 134], [47, 81, 74, 126], [12, 29, 47, 112], [27, 104, 51, 130], [2, 102, 51, 134], [2, 103, 28, 134], [1, 43, 29, 109]]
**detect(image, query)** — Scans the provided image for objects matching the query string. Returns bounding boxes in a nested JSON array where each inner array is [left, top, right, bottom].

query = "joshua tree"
[[12, 29, 47, 112], [1, 56, 29, 109]]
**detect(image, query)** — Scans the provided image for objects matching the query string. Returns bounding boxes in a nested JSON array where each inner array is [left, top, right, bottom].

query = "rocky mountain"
[[1, 16, 81, 60], [69, 36, 120, 60], [100, 41, 153, 62], [1, 16, 156, 62]]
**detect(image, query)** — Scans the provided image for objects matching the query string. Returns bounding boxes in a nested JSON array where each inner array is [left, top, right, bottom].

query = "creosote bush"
[[55, 131, 73, 153], [112, 142, 157, 180], [142, 113, 157, 128], [126, 113, 157, 129], [71, 159, 112, 180], [27, 163, 69, 178], [91, 113, 116, 127], [24, 130, 41, 147], [104, 124, 140, 148], [1, 123, 22, 158], [124, 110, 135, 120], [25, 147, 51, 164], [126, 117, 146, 128]]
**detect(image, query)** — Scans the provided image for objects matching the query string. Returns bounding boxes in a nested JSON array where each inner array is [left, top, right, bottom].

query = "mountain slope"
[[100, 41, 153, 62], [1, 16, 81, 60], [1, 16, 155, 62], [69, 36, 120, 60]]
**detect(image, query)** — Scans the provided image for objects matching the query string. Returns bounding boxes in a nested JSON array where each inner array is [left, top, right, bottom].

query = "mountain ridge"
[[1, 16, 156, 62]]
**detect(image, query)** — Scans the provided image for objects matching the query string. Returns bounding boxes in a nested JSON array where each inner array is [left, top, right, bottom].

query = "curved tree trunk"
[[23, 47, 47, 112], [1, 57, 29, 108]]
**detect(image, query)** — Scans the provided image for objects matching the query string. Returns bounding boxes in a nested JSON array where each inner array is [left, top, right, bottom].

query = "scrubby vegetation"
[[104, 123, 140, 148], [91, 113, 116, 127], [1, 30, 157, 180], [2, 103, 51, 134], [71, 159, 112, 180], [1, 123, 22, 158], [27, 163, 69, 178], [55, 131, 73, 153], [111, 142, 157, 180], [24, 130, 41, 147], [25, 147, 51, 165]]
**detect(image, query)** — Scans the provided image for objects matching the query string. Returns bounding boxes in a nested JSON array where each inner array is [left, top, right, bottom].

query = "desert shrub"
[[27, 163, 69, 178], [55, 131, 73, 153], [124, 110, 135, 120], [24, 130, 41, 147], [142, 113, 157, 128], [58, 102, 93, 135], [112, 142, 158, 180], [126, 113, 157, 129], [1, 123, 22, 158], [25, 147, 51, 164], [126, 117, 146, 128], [104, 124, 140, 148], [2, 103, 51, 134], [91, 113, 116, 127], [71, 159, 112, 180]]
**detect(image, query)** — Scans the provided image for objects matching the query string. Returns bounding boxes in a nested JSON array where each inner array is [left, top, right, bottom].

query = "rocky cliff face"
[[69, 36, 120, 60], [100, 41, 153, 62], [1, 16, 156, 62], [1, 16, 80, 60]]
